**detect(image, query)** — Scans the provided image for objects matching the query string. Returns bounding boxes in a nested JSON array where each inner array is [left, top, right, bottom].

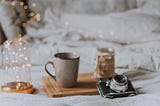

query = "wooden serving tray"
[[41, 73, 98, 97]]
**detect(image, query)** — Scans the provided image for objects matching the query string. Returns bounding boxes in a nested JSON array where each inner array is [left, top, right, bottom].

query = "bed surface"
[[0, 0, 160, 106], [0, 67, 160, 106]]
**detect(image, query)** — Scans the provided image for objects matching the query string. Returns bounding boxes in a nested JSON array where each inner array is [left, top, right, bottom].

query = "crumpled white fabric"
[[30, 0, 137, 17], [118, 94, 160, 106], [24, 6, 160, 72]]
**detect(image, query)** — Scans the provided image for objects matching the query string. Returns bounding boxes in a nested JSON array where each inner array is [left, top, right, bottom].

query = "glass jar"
[[94, 48, 116, 78], [1, 37, 33, 94]]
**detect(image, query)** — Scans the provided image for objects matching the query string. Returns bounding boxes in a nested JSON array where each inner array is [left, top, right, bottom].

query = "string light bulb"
[[20, 1, 24, 6], [11, 1, 16, 6], [31, 2, 36, 7], [23, 5, 28, 9]]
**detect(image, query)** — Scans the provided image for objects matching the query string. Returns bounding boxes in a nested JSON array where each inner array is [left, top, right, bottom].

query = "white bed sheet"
[[0, 67, 160, 106], [0, 0, 160, 106]]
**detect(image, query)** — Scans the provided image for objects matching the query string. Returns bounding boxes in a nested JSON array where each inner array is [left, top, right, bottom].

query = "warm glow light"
[[22, 64, 26, 68], [31, 2, 36, 7], [29, 12, 35, 17], [6, 40, 10, 45], [11, 1, 16, 6], [17, 34, 22, 41], [4, 66, 8, 70], [20, 1, 24, 6], [35, 14, 41, 21], [24, 5, 28, 9], [22, 22, 27, 27], [126, 41, 131, 45]]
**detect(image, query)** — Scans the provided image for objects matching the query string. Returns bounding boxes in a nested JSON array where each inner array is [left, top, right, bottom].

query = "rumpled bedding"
[[22, 0, 160, 72], [0, 0, 160, 106], [0, 69, 160, 106]]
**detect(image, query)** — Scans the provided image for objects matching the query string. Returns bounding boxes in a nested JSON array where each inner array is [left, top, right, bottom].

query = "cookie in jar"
[[94, 48, 116, 78]]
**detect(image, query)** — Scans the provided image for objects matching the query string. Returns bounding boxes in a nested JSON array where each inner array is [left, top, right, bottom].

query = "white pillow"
[[0, 2, 22, 39]]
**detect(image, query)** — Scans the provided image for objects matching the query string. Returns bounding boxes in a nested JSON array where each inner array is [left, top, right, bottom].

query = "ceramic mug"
[[45, 52, 80, 88]]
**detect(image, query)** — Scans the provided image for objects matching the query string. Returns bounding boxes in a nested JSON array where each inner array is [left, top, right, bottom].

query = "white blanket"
[[0, 0, 160, 106], [24, 2, 160, 72], [0, 68, 160, 106]]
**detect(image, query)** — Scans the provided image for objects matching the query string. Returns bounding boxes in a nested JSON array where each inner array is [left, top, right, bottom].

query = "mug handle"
[[45, 61, 55, 78]]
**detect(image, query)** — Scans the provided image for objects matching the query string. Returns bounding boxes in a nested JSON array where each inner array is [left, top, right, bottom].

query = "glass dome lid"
[[1, 35, 33, 94]]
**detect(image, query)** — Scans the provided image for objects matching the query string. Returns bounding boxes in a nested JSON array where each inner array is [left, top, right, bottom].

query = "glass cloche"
[[1, 36, 33, 94]]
